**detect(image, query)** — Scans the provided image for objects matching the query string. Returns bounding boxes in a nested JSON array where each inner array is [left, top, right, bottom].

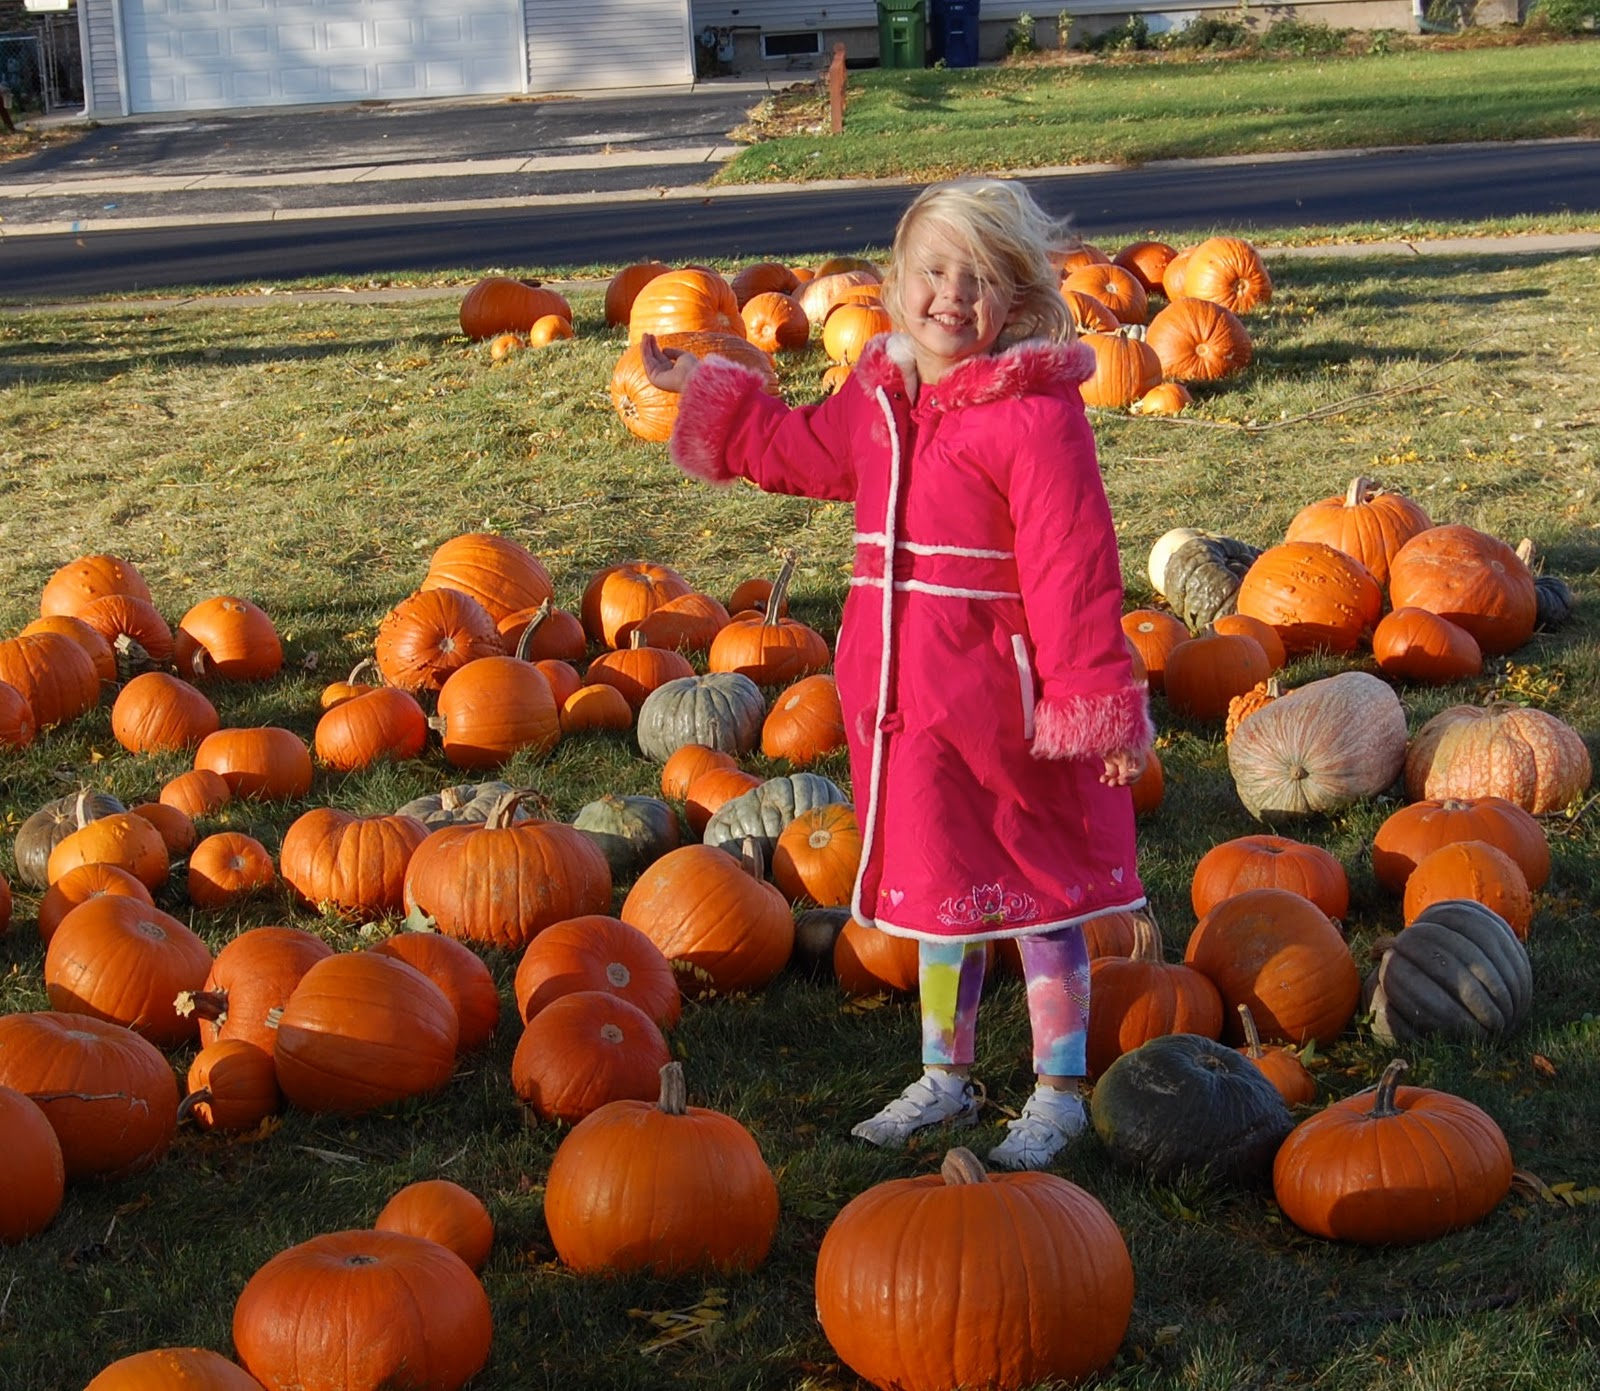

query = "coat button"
[[878, 712, 905, 733]]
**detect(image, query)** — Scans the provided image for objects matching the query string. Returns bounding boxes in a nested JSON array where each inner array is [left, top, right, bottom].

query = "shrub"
[[1527, 0, 1600, 32]]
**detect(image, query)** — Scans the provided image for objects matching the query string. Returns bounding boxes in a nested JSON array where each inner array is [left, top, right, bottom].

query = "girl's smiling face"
[[898, 218, 1012, 385]]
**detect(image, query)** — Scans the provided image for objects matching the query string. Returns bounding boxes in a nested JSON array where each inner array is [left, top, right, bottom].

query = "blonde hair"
[[880, 179, 1076, 350]]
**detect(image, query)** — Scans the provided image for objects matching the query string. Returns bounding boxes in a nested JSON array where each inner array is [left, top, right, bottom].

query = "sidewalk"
[[0, 80, 772, 235]]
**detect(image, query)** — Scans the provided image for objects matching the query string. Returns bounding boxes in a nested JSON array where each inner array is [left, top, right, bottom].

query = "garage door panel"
[[123, 0, 524, 112]]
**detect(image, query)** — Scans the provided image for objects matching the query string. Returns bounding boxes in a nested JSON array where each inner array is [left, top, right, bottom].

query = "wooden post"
[[828, 43, 846, 135], [0, 87, 16, 136]]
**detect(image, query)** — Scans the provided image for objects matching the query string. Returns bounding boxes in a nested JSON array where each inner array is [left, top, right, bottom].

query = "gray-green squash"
[[1152, 530, 1263, 633], [572, 794, 681, 880], [396, 780, 532, 829], [1364, 898, 1532, 1044], [1090, 1032, 1293, 1183], [14, 789, 127, 889], [635, 672, 765, 763], [701, 772, 849, 860]]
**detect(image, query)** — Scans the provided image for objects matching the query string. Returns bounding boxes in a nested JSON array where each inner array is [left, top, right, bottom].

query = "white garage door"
[[122, 0, 525, 113]]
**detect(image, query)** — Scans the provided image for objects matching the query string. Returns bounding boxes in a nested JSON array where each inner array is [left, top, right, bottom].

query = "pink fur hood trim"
[[853, 333, 1094, 408], [1031, 683, 1156, 762]]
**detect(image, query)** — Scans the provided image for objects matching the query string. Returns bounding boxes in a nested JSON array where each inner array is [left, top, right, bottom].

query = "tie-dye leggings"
[[919, 924, 1090, 1078]]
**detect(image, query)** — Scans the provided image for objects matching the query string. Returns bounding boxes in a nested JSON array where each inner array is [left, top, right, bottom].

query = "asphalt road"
[[5, 139, 1600, 298]]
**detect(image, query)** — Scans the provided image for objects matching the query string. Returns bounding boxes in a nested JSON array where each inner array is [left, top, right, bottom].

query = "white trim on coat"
[[849, 386, 904, 929], [1012, 633, 1037, 742], [853, 533, 1015, 560], [849, 578, 1023, 601], [867, 895, 1151, 942]]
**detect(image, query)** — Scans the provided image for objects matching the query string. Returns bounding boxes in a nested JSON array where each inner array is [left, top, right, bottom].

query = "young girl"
[[640, 179, 1151, 1171]]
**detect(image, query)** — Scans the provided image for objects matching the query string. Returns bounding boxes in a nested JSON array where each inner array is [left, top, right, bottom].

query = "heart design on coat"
[[1065, 885, 1084, 906], [886, 888, 906, 908], [1111, 867, 1125, 884]]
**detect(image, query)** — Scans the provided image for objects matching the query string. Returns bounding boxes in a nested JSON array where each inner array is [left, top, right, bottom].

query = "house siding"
[[80, 0, 121, 116], [525, 0, 693, 92]]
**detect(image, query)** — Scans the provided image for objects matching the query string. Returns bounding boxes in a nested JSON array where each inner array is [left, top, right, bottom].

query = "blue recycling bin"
[[930, 0, 981, 67]]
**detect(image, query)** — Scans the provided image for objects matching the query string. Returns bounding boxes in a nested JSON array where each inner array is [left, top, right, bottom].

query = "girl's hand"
[[639, 333, 701, 393], [1099, 748, 1146, 787]]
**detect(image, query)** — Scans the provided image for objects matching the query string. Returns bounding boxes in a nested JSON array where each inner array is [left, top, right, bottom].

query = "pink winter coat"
[[670, 332, 1152, 943]]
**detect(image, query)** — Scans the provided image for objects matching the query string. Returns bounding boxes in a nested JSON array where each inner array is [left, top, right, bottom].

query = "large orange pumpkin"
[[1079, 330, 1162, 409], [1284, 476, 1433, 588], [419, 532, 554, 623], [603, 260, 670, 326], [511, 990, 672, 1123], [193, 726, 313, 801], [1144, 297, 1253, 382], [580, 559, 694, 649], [626, 267, 743, 343], [621, 843, 794, 997], [1404, 702, 1591, 814], [1190, 834, 1349, 922], [279, 808, 430, 920], [1179, 235, 1273, 314], [543, 1061, 779, 1275], [173, 595, 283, 681], [40, 553, 152, 618], [374, 588, 504, 695], [1086, 913, 1224, 1078], [815, 1146, 1134, 1391], [459, 275, 572, 339], [1184, 887, 1359, 1047], [1371, 796, 1549, 895], [609, 330, 778, 443], [1387, 524, 1537, 655], [514, 913, 682, 1029], [1234, 541, 1383, 655], [233, 1229, 492, 1391]]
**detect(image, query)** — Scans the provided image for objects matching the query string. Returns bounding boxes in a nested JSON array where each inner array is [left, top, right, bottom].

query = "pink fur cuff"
[[668, 356, 770, 484], [1031, 684, 1155, 761]]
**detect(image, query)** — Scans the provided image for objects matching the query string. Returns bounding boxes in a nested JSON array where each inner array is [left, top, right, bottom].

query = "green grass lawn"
[[0, 240, 1597, 1389], [718, 39, 1600, 184]]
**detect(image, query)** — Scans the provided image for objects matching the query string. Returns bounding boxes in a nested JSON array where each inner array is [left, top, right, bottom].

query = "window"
[[761, 31, 823, 58]]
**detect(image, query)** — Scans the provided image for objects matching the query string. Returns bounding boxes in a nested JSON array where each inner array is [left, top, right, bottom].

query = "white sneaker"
[[851, 1070, 982, 1148], [986, 1086, 1088, 1171]]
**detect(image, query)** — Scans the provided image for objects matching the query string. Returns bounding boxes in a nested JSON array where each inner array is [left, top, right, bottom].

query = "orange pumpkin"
[[741, 290, 811, 353], [0, 631, 101, 728], [278, 808, 430, 921], [37, 862, 154, 948], [420, 532, 554, 624], [1371, 796, 1549, 895], [173, 595, 283, 681], [626, 268, 743, 343], [1234, 541, 1383, 655], [730, 260, 801, 306], [1209, 612, 1286, 671], [1079, 331, 1162, 409], [459, 275, 572, 339], [434, 653, 561, 768], [1401, 840, 1533, 939], [1180, 236, 1273, 314], [1235, 1003, 1316, 1107], [47, 810, 169, 890], [1387, 524, 1537, 655], [1372, 608, 1483, 685], [706, 553, 830, 686], [661, 742, 737, 800], [610, 330, 779, 443], [581, 559, 694, 649], [179, 923, 334, 1054], [110, 671, 220, 753], [0, 1085, 64, 1244], [40, 553, 152, 618], [1120, 609, 1192, 695], [370, 931, 502, 1053], [181, 1038, 281, 1133], [822, 301, 893, 365], [19, 613, 116, 684], [528, 313, 573, 346], [561, 682, 634, 735], [1183, 887, 1359, 1047], [762, 672, 847, 764], [1061, 289, 1120, 335], [621, 843, 794, 997], [1144, 297, 1252, 382], [584, 632, 695, 712], [604, 260, 670, 326], [1063, 263, 1149, 325], [514, 913, 682, 1028], [1112, 239, 1179, 293], [374, 587, 504, 695], [833, 917, 920, 997], [772, 804, 861, 907], [186, 831, 276, 910], [193, 726, 313, 801], [1086, 914, 1224, 1079], [1404, 702, 1591, 814], [1130, 381, 1192, 416], [1190, 834, 1349, 921], [375, 1179, 495, 1273], [511, 990, 672, 1123], [1284, 476, 1433, 588], [1163, 629, 1274, 723]]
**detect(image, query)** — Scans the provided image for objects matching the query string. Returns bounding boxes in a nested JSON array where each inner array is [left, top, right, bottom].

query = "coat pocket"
[[1010, 634, 1036, 742]]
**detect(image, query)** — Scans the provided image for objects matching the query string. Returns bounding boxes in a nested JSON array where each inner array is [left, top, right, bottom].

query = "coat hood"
[[852, 332, 1094, 409]]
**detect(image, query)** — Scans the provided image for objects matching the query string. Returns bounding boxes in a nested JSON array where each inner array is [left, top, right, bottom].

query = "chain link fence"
[[0, 12, 81, 114]]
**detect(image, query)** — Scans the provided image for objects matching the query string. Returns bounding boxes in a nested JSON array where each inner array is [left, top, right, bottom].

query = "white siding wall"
[[691, 0, 1033, 27], [525, 0, 692, 92], [79, 0, 122, 116]]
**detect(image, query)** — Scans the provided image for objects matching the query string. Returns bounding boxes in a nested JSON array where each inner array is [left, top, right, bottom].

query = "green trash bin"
[[877, 0, 928, 68]]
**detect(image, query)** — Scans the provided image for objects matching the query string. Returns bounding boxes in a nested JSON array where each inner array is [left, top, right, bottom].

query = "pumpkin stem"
[[173, 988, 228, 1023], [345, 656, 382, 686], [486, 789, 532, 830], [941, 1147, 989, 1186], [764, 551, 799, 629], [513, 600, 553, 662], [629, 630, 649, 650], [1345, 476, 1376, 507], [1514, 537, 1537, 571], [175, 1087, 211, 1125], [737, 835, 767, 883], [1237, 1003, 1265, 1058], [188, 646, 211, 680], [1130, 910, 1164, 963], [1368, 934, 1399, 962], [1370, 1058, 1410, 1118], [657, 1061, 688, 1116]]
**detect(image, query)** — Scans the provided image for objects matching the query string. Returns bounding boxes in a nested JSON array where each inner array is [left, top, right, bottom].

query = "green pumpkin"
[[701, 773, 849, 861], [1161, 533, 1262, 633], [793, 907, 851, 976], [1091, 1032, 1292, 1183], [572, 794, 681, 880], [1364, 898, 1532, 1045], [635, 671, 765, 763], [396, 780, 531, 829], [14, 789, 127, 889]]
